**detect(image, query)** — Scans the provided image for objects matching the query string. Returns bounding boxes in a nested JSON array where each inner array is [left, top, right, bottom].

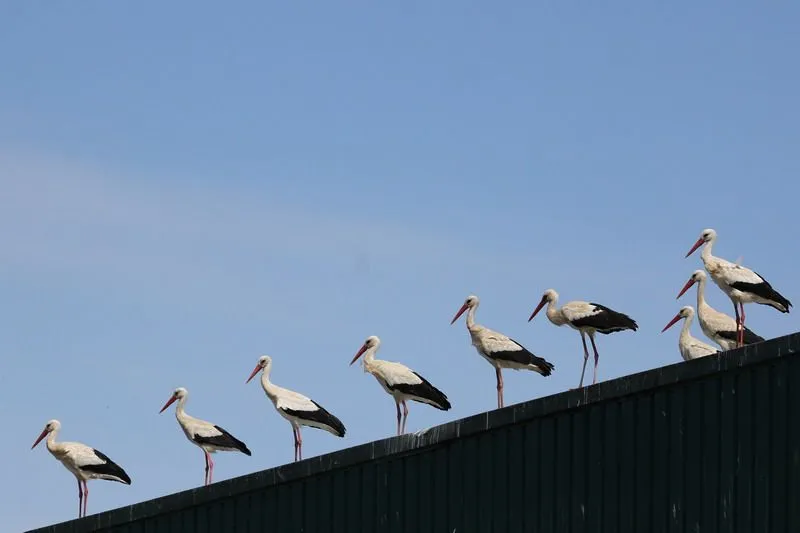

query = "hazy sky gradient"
[[2, 2, 799, 530]]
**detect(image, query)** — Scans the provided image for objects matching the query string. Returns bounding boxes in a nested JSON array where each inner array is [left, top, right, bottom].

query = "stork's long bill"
[[31, 427, 49, 449], [661, 313, 683, 333], [676, 277, 696, 299], [450, 302, 469, 324], [528, 296, 548, 321], [685, 237, 705, 258], [159, 393, 178, 413], [245, 364, 261, 384], [350, 343, 368, 366]]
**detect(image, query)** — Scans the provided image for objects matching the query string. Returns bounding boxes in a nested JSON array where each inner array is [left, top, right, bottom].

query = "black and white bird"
[[686, 228, 791, 347], [661, 305, 720, 361], [31, 419, 131, 518], [246, 355, 346, 462], [350, 335, 451, 436], [528, 289, 638, 388], [677, 269, 765, 351], [450, 294, 554, 409], [159, 387, 251, 486]]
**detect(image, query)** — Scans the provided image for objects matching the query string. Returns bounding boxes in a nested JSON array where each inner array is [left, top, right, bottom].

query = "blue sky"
[[2, 2, 799, 530]]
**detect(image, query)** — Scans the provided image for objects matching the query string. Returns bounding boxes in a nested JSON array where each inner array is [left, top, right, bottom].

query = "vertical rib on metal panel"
[[602, 401, 619, 532], [770, 359, 787, 532], [618, 398, 635, 533], [634, 394, 652, 531], [718, 371, 736, 533], [651, 389, 669, 533], [701, 377, 720, 532], [684, 382, 703, 532], [539, 416, 556, 532], [668, 387, 684, 533], [735, 369, 754, 533], [788, 356, 800, 532], [491, 429, 509, 533], [585, 404, 604, 532], [753, 365, 771, 531]]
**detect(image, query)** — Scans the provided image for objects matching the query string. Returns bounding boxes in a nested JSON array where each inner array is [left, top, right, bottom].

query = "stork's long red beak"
[[450, 303, 469, 325], [350, 344, 368, 366], [246, 364, 261, 384], [159, 394, 177, 413], [676, 278, 696, 299], [661, 313, 682, 333], [528, 297, 547, 322], [31, 428, 48, 449], [685, 237, 704, 258]]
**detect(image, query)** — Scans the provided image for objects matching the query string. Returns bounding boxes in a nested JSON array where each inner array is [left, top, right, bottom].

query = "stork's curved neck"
[[46, 427, 63, 454], [679, 315, 693, 342], [174, 395, 190, 424], [695, 277, 709, 311], [545, 297, 567, 326], [466, 305, 478, 330], [259, 366, 279, 402], [701, 237, 716, 265], [360, 346, 379, 371]]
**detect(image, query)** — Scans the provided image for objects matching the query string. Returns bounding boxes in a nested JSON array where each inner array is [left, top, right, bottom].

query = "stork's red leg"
[[401, 400, 409, 433], [292, 427, 299, 462], [77, 479, 83, 518], [579, 332, 590, 388], [395, 401, 402, 436], [207, 453, 215, 485], [203, 450, 210, 486], [297, 427, 303, 461], [495, 367, 504, 409], [82, 481, 88, 518], [589, 334, 601, 385], [733, 301, 742, 348], [739, 302, 746, 347]]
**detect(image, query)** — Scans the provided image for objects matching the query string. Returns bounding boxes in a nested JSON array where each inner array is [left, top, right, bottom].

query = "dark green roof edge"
[[27, 330, 800, 533]]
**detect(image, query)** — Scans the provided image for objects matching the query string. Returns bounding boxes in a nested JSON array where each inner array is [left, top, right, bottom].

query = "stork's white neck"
[[695, 277, 710, 313], [360, 345, 379, 372], [259, 365, 279, 402], [45, 427, 64, 455], [701, 237, 716, 266], [174, 395, 193, 427], [544, 296, 568, 326], [678, 314, 693, 344], [466, 304, 479, 330]]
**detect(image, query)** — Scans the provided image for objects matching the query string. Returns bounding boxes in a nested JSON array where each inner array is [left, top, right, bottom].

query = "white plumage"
[[686, 228, 791, 347], [159, 387, 251, 486], [661, 306, 719, 361], [528, 289, 638, 388], [350, 335, 451, 435], [247, 355, 346, 462], [31, 419, 131, 518], [676, 270, 765, 351], [450, 294, 554, 409]]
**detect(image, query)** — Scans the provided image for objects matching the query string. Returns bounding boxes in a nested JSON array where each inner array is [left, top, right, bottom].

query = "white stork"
[[661, 305, 719, 361], [450, 294, 554, 409], [31, 419, 131, 518], [246, 355, 346, 462], [686, 228, 791, 347], [528, 289, 638, 388], [159, 387, 251, 486], [676, 269, 765, 351], [350, 335, 451, 435]]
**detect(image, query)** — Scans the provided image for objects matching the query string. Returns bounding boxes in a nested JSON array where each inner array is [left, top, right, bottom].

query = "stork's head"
[[528, 289, 558, 321], [661, 305, 695, 333], [686, 228, 717, 258], [450, 294, 479, 324], [159, 387, 188, 413], [351, 335, 380, 366], [246, 355, 272, 383], [31, 419, 61, 449], [677, 269, 706, 299]]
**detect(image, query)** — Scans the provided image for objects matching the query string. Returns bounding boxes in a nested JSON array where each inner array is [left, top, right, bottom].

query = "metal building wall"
[[29, 332, 800, 533]]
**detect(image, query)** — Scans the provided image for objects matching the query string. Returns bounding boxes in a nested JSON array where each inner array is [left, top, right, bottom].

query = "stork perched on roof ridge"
[[450, 294, 554, 409], [528, 288, 637, 388]]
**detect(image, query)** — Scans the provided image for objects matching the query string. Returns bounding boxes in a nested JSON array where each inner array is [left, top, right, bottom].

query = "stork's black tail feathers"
[[531, 355, 555, 376]]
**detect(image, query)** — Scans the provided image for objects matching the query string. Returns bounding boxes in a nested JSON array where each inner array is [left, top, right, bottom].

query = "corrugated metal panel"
[[28, 332, 800, 533]]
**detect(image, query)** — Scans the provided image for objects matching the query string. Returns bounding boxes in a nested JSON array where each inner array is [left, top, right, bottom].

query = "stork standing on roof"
[[685, 228, 791, 347], [676, 269, 765, 351], [350, 335, 451, 435], [661, 305, 719, 361], [528, 289, 638, 388], [159, 387, 251, 486], [450, 294, 554, 409], [246, 355, 346, 462], [31, 419, 131, 518]]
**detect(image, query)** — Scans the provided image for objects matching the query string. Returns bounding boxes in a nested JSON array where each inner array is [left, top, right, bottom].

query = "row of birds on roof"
[[32, 227, 793, 519]]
